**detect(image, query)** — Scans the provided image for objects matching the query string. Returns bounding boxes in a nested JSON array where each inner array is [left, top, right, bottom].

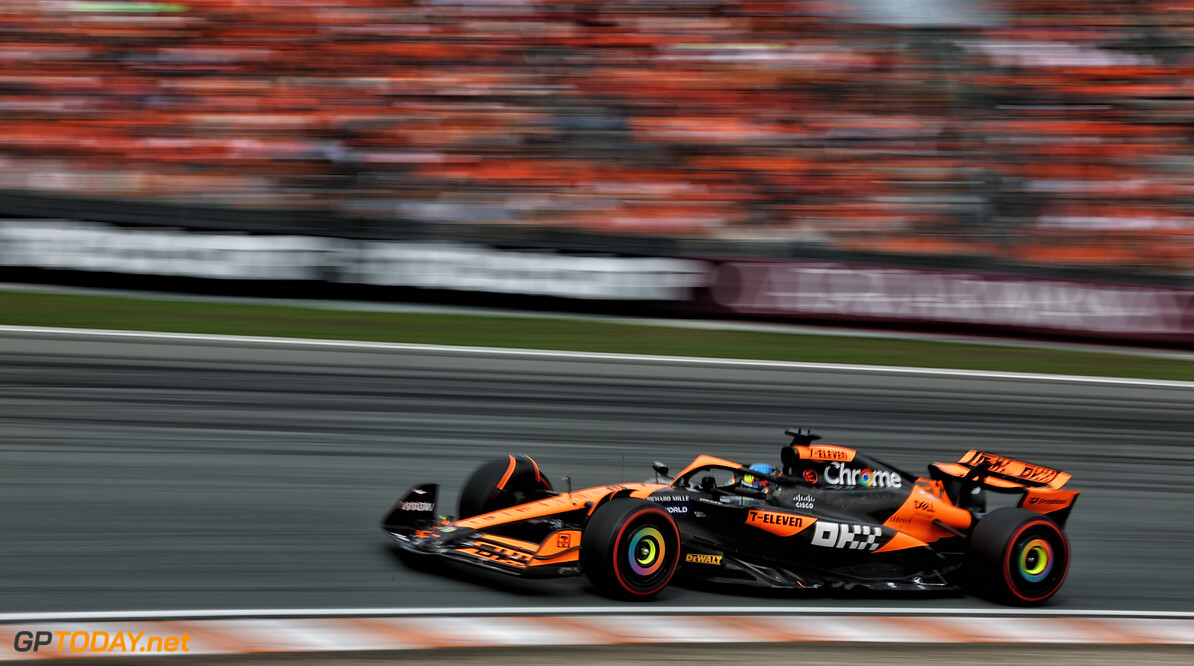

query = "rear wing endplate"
[[929, 451, 1078, 526]]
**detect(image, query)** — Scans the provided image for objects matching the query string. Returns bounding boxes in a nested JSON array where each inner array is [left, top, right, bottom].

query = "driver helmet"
[[741, 463, 775, 491]]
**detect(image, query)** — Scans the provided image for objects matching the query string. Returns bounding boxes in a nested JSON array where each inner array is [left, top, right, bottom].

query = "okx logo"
[[811, 521, 883, 551]]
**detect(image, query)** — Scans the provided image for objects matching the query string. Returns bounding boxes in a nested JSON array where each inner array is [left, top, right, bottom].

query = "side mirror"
[[652, 461, 671, 480]]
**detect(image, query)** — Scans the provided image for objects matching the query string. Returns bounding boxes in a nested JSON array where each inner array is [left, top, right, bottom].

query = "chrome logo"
[[627, 526, 665, 576], [823, 462, 903, 489], [1018, 538, 1054, 583], [857, 468, 874, 487]]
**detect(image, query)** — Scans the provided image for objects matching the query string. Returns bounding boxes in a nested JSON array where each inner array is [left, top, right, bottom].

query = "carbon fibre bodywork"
[[381, 430, 1079, 602]]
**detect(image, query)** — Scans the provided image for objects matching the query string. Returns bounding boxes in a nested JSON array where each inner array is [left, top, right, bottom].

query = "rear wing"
[[929, 451, 1078, 526], [931, 450, 1071, 490]]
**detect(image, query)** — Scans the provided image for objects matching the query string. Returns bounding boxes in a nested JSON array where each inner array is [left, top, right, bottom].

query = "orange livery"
[[381, 428, 1079, 605]]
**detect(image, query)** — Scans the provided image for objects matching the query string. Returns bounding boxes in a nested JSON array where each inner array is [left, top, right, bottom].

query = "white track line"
[[3, 325, 1193, 388], [3, 606, 1194, 623]]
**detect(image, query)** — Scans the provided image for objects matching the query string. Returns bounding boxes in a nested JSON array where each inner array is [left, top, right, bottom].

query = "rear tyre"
[[458, 454, 553, 519], [966, 507, 1069, 605], [581, 498, 680, 599]]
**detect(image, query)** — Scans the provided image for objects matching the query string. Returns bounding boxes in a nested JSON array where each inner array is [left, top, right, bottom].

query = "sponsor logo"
[[556, 533, 572, 549], [685, 553, 723, 565], [708, 261, 1193, 336], [751, 511, 803, 528], [746, 510, 812, 537], [971, 453, 1061, 485], [803, 469, 819, 484], [823, 462, 903, 489], [1027, 496, 1069, 506], [789, 493, 815, 510], [652, 495, 690, 502], [660, 502, 689, 515], [913, 500, 934, 513], [809, 447, 852, 461], [974, 453, 1011, 473], [1019, 465, 1060, 484], [401, 501, 435, 512], [811, 521, 883, 551]]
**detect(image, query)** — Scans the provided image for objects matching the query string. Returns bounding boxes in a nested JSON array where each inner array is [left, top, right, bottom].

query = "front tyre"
[[581, 498, 680, 599], [966, 507, 1070, 605], [458, 454, 553, 519]]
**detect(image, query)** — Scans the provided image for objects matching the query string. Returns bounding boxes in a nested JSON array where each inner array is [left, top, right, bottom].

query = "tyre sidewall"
[[457, 454, 552, 518], [582, 498, 680, 599], [968, 508, 1069, 605]]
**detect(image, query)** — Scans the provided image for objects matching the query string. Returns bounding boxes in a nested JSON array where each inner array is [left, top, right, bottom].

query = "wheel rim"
[[1017, 538, 1054, 583], [1004, 521, 1068, 601], [627, 525, 665, 576], [611, 508, 678, 594]]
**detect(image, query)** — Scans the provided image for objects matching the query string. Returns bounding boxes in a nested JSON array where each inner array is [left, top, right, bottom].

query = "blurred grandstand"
[[2, 0, 1193, 281]]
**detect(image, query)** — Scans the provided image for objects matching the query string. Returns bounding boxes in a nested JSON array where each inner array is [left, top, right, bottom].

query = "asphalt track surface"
[[1, 327, 1192, 616]]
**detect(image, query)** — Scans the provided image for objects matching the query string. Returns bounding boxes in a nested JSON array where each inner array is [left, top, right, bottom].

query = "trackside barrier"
[[2, 219, 1192, 345], [706, 260, 1194, 345], [2, 612, 1193, 658]]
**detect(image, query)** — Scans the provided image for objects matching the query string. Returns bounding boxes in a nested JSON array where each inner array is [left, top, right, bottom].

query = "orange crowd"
[[2, 0, 1194, 274]]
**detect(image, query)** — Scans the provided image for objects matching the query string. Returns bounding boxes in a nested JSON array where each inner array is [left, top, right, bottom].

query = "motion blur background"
[[6, 1, 1194, 625], [4, 0, 1194, 338]]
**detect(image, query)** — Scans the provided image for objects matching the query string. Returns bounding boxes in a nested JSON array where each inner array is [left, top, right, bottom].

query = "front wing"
[[382, 482, 657, 579], [388, 526, 585, 578]]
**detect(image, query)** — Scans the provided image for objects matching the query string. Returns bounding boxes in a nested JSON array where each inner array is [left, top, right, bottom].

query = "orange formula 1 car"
[[381, 429, 1079, 605]]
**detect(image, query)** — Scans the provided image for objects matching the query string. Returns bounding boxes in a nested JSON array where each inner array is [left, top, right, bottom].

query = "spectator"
[[0, 0, 1192, 274]]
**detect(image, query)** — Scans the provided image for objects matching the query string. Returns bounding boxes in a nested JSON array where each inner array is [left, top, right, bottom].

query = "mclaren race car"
[[381, 429, 1079, 605]]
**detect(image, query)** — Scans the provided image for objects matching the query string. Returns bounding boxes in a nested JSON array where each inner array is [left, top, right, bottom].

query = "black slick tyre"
[[966, 507, 1070, 605], [458, 454, 553, 519], [581, 498, 680, 599]]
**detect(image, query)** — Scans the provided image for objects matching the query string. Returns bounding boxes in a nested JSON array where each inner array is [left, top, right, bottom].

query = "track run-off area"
[[1, 326, 1192, 659]]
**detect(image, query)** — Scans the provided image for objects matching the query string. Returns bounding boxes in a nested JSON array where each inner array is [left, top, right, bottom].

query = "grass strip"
[[1, 289, 1192, 381]]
